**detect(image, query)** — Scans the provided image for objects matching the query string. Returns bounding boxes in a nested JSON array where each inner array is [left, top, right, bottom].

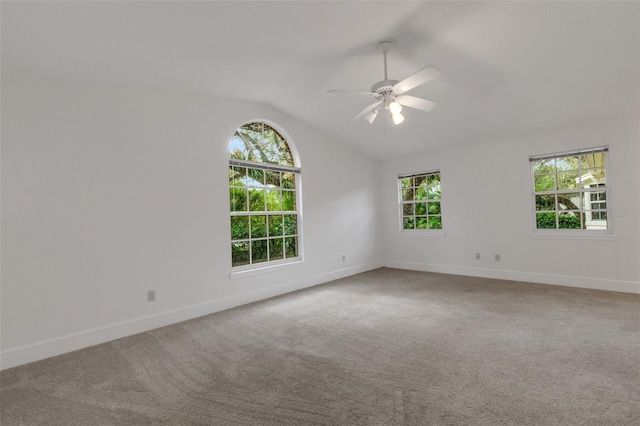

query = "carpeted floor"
[[1, 268, 639, 425]]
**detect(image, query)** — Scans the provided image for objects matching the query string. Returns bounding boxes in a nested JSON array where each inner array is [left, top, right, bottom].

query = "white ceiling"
[[2, 1, 638, 159]]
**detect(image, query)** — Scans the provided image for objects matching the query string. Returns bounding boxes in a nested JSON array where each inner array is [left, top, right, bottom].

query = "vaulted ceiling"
[[2, 1, 638, 159]]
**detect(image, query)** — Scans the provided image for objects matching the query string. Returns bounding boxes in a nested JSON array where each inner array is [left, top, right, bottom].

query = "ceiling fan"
[[328, 40, 441, 125]]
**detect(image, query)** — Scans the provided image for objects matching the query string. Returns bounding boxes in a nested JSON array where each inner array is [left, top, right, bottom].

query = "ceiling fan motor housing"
[[371, 79, 399, 94]]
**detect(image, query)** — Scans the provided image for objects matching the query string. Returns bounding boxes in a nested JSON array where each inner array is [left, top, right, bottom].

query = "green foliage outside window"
[[536, 212, 581, 229]]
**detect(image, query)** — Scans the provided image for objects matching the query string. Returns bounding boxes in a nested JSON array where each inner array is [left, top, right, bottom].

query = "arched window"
[[228, 122, 301, 269]]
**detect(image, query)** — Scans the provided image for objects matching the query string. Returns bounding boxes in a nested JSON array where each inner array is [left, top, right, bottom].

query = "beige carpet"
[[2, 268, 639, 425]]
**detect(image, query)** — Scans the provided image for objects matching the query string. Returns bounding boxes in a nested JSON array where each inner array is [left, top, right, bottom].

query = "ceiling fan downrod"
[[378, 40, 394, 81]]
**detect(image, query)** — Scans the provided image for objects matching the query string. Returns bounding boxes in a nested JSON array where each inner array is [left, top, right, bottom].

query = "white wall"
[[2, 73, 638, 371], [380, 117, 640, 293], [1, 74, 382, 369]]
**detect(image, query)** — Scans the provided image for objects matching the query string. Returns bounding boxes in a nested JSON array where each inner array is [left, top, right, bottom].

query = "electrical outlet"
[[147, 290, 156, 302], [342, 255, 346, 262], [495, 254, 501, 262], [475, 252, 481, 260]]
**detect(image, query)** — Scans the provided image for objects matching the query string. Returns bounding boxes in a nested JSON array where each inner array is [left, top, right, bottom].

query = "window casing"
[[530, 147, 609, 231], [399, 171, 442, 231], [229, 122, 301, 269]]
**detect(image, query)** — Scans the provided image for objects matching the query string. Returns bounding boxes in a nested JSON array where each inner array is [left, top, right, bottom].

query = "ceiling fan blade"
[[393, 65, 441, 94], [328, 89, 378, 97], [351, 100, 383, 122], [396, 95, 438, 112]]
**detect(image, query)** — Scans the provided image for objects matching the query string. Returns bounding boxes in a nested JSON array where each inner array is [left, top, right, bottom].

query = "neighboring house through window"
[[399, 170, 442, 231], [530, 146, 608, 231], [228, 122, 301, 268]]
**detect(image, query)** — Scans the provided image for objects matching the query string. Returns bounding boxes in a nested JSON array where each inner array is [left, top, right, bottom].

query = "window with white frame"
[[530, 147, 608, 231], [228, 122, 301, 268], [399, 171, 442, 231]]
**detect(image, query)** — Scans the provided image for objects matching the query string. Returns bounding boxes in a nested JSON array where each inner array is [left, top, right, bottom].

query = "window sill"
[[399, 230, 446, 237], [229, 259, 304, 280], [528, 231, 616, 241]]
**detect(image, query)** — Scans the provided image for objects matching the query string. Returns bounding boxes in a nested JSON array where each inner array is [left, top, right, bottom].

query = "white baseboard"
[[0, 261, 382, 371], [382, 260, 640, 294]]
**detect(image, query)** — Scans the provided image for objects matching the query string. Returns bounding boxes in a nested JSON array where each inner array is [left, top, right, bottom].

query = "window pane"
[[268, 215, 283, 237], [284, 237, 298, 258], [230, 215, 249, 240], [251, 240, 268, 263], [534, 174, 555, 191], [229, 135, 248, 160], [427, 174, 440, 185], [231, 241, 250, 266], [535, 194, 555, 211], [536, 212, 557, 229], [261, 127, 280, 164], [414, 175, 426, 187], [557, 172, 579, 190], [414, 185, 427, 200], [587, 190, 606, 202], [428, 185, 440, 200], [249, 189, 265, 211], [230, 188, 247, 212], [403, 217, 414, 230], [586, 210, 608, 222], [580, 152, 605, 169], [403, 203, 414, 216], [251, 215, 267, 238], [274, 131, 293, 165], [230, 166, 247, 186], [583, 168, 606, 183], [555, 156, 578, 171], [247, 168, 265, 187], [416, 217, 428, 229], [284, 214, 297, 235], [282, 190, 296, 211], [428, 216, 442, 229], [584, 191, 606, 214], [281, 172, 296, 189], [415, 202, 427, 215], [236, 123, 296, 167], [266, 190, 282, 211], [402, 187, 414, 201], [533, 159, 554, 174], [559, 212, 582, 229], [401, 178, 411, 189], [428, 202, 441, 215], [265, 171, 281, 187], [557, 193, 580, 210], [269, 238, 284, 260]]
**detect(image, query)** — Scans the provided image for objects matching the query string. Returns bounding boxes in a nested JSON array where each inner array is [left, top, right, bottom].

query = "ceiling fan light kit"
[[389, 102, 402, 114], [392, 111, 405, 125], [329, 39, 441, 126]]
